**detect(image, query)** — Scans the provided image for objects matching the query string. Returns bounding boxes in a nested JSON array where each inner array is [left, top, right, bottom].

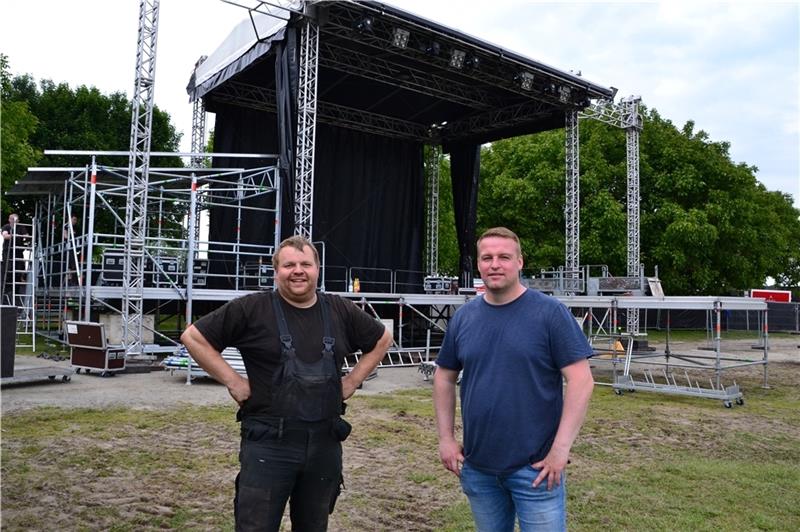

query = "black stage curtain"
[[313, 123, 425, 290], [274, 28, 297, 237], [207, 104, 280, 289], [449, 143, 481, 287], [208, 105, 425, 291]]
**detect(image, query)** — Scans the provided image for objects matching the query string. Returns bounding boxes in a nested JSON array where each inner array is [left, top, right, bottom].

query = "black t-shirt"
[[193, 291, 385, 415]]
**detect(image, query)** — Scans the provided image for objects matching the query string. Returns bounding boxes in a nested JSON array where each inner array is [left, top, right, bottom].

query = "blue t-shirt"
[[436, 289, 592, 475]]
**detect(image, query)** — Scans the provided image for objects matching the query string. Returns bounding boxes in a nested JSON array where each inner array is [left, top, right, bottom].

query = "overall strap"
[[271, 292, 336, 357], [271, 292, 295, 358], [318, 292, 336, 356]]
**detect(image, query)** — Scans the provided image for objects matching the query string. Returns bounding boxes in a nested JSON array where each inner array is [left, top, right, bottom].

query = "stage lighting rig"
[[354, 14, 374, 34], [515, 71, 534, 91], [424, 40, 442, 57], [463, 54, 480, 70], [392, 27, 410, 48], [449, 49, 466, 69], [558, 85, 571, 103]]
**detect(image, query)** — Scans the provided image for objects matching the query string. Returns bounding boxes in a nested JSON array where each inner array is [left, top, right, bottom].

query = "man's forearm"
[[433, 370, 458, 441], [181, 326, 240, 387], [551, 363, 594, 454]]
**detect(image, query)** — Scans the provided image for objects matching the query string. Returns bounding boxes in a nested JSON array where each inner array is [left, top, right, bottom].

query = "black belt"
[[244, 414, 333, 432]]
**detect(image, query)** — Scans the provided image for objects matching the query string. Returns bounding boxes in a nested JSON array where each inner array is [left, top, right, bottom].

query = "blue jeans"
[[460, 461, 567, 532]]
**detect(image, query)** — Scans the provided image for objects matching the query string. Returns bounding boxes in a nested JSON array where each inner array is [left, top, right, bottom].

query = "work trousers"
[[235, 417, 342, 532]]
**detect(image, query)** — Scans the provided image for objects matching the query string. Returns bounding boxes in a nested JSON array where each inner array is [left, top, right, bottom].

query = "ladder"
[[2, 220, 36, 349]]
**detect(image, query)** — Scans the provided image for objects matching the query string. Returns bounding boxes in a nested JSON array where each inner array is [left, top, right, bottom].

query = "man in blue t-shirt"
[[433, 227, 593, 532]]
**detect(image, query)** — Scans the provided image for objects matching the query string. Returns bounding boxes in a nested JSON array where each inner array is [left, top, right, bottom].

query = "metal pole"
[[762, 307, 769, 389], [30, 218, 37, 350], [398, 299, 404, 348], [235, 174, 243, 290], [84, 160, 98, 322], [714, 301, 722, 389], [185, 173, 198, 386], [274, 165, 282, 284]]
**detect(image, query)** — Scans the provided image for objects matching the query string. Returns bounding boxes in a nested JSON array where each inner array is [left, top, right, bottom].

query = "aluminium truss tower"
[[190, 56, 208, 169], [190, 56, 208, 249], [579, 96, 643, 332], [564, 110, 580, 278], [623, 96, 643, 333], [123, 0, 160, 356], [427, 145, 441, 275], [294, 16, 320, 239], [622, 97, 643, 279]]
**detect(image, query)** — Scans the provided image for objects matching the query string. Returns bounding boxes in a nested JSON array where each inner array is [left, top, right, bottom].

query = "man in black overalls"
[[182, 235, 392, 531]]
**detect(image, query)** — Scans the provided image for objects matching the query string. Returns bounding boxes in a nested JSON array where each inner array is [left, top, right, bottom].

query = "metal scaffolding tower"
[[564, 110, 580, 276], [426, 145, 441, 275], [294, 15, 320, 239], [123, 0, 160, 357]]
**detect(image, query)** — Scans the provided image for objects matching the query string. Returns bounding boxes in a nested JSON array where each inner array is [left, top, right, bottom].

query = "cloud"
[[3, 0, 797, 205]]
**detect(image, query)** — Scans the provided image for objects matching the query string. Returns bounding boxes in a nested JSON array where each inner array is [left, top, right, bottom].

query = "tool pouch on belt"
[[330, 416, 352, 442], [241, 417, 281, 442]]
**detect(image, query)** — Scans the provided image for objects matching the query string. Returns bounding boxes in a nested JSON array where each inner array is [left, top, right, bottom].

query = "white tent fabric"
[[189, 0, 303, 100]]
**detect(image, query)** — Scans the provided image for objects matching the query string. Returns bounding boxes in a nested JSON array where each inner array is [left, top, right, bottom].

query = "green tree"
[[478, 132, 567, 272], [1, 55, 40, 216], [469, 107, 800, 295], [8, 75, 181, 168], [3, 64, 183, 237]]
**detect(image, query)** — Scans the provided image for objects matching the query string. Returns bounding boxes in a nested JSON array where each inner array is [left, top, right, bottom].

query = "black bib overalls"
[[235, 294, 347, 532]]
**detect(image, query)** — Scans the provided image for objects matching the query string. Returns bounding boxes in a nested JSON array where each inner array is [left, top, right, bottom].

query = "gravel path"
[[2, 337, 796, 414], [0, 356, 432, 413]]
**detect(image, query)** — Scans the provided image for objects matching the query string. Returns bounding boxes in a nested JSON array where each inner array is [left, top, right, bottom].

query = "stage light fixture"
[[464, 54, 480, 70], [449, 49, 466, 69], [392, 27, 410, 48], [425, 41, 442, 57], [515, 71, 534, 91], [354, 15, 374, 34], [558, 85, 571, 103]]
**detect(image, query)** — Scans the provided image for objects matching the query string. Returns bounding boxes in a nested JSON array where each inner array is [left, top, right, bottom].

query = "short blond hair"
[[477, 227, 522, 257], [272, 235, 320, 269]]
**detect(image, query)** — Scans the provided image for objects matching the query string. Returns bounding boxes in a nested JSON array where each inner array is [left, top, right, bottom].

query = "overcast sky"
[[2, 1, 798, 207]]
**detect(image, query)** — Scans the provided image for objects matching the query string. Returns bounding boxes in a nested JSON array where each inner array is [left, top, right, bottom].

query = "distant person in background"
[[433, 227, 594, 532], [1, 214, 30, 304]]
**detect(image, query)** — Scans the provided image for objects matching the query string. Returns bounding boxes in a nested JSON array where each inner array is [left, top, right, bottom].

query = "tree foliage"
[[6, 73, 180, 168], [437, 107, 800, 295], [1, 55, 40, 216], [1, 58, 183, 237]]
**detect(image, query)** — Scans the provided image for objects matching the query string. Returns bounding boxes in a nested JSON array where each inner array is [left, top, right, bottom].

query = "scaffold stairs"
[[613, 363, 744, 408]]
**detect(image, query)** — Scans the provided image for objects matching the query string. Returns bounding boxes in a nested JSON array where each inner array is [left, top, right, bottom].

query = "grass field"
[[2, 360, 799, 530]]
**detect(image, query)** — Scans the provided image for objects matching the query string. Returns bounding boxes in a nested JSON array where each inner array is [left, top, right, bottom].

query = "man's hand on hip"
[[227, 375, 251, 407], [531, 444, 570, 490]]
